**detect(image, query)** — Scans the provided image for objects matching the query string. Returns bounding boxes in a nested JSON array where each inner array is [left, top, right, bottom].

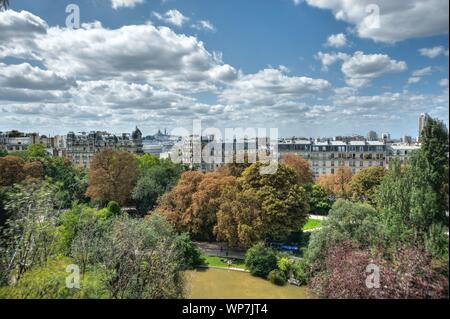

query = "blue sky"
[[0, 0, 448, 138]]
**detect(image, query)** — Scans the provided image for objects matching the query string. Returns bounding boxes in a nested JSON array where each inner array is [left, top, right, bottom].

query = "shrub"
[[107, 201, 121, 216], [306, 199, 382, 266], [425, 223, 449, 258], [310, 241, 449, 299], [268, 269, 287, 286], [292, 260, 311, 285], [175, 233, 204, 269], [245, 243, 278, 278], [0, 257, 107, 299]]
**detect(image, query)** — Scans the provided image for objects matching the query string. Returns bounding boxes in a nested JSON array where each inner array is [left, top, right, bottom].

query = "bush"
[[245, 243, 278, 278], [292, 260, 311, 285], [310, 241, 449, 299], [0, 257, 107, 299], [268, 269, 287, 286], [175, 233, 204, 269], [425, 223, 449, 258], [306, 199, 382, 266], [107, 201, 121, 216]]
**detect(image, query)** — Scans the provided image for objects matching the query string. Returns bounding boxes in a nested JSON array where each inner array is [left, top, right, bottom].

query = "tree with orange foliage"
[[0, 156, 25, 186], [158, 171, 236, 240], [281, 153, 314, 185], [215, 163, 309, 248], [86, 150, 139, 206], [23, 161, 44, 179], [317, 167, 353, 199], [157, 171, 204, 233]]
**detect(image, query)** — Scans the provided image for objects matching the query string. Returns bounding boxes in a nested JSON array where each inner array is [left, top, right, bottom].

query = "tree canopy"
[[215, 163, 310, 247], [132, 158, 185, 214], [317, 167, 353, 199], [159, 171, 236, 241], [281, 153, 314, 185], [350, 166, 386, 204], [86, 150, 139, 206]]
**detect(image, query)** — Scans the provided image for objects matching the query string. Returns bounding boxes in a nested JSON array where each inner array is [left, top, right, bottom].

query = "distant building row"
[[66, 127, 143, 168], [0, 111, 439, 174], [177, 136, 421, 178]]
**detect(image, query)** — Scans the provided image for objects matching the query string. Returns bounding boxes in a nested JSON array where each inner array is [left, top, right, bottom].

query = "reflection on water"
[[186, 268, 313, 299]]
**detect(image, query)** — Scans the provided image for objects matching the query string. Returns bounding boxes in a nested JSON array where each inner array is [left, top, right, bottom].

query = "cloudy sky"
[[0, 0, 448, 138]]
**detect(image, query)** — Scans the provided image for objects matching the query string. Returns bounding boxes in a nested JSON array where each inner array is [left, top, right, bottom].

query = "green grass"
[[303, 218, 323, 231], [202, 256, 246, 270]]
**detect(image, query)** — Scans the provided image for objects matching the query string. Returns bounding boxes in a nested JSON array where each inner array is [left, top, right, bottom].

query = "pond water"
[[186, 268, 313, 299]]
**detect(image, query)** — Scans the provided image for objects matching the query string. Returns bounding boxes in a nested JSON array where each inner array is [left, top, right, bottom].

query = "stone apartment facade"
[[179, 136, 421, 179], [0, 132, 40, 152], [66, 127, 143, 169], [278, 139, 388, 179]]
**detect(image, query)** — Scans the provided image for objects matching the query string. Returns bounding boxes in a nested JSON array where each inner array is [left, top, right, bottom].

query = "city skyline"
[[0, 111, 440, 140], [0, 0, 449, 137]]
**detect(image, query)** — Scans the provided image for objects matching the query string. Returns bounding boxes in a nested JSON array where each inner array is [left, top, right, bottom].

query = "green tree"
[[0, 186, 12, 229], [425, 223, 449, 258], [245, 243, 278, 278], [0, 149, 7, 157], [420, 117, 449, 217], [42, 157, 88, 207], [305, 184, 333, 215], [136, 154, 160, 171], [377, 152, 447, 248], [56, 203, 112, 258], [174, 233, 204, 270], [306, 199, 382, 266], [0, 180, 63, 284], [133, 160, 185, 214], [350, 166, 386, 204], [98, 214, 185, 299], [26, 144, 48, 158]]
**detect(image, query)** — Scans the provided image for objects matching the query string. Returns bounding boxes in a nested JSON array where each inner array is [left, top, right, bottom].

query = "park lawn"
[[303, 218, 323, 231], [203, 256, 246, 270]]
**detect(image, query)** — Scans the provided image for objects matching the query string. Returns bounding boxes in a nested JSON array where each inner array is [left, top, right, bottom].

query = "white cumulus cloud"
[[341, 51, 407, 88], [303, 0, 449, 43], [192, 20, 216, 32], [111, 0, 145, 10], [152, 9, 190, 27], [326, 33, 347, 48], [419, 46, 449, 58]]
